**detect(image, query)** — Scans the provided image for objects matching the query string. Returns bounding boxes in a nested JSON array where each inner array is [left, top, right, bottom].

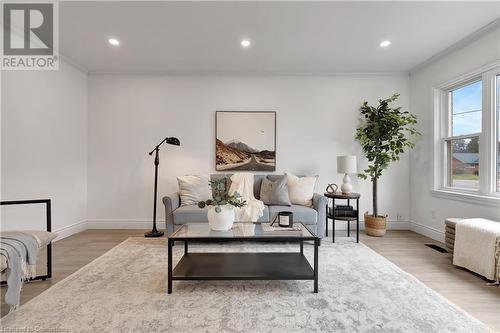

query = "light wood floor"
[[1, 229, 499, 330]]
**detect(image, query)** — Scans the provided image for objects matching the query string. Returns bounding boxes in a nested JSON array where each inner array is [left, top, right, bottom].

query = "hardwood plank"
[[357, 230, 500, 331], [1, 229, 144, 316]]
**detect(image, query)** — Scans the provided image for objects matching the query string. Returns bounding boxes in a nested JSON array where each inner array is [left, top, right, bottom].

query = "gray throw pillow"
[[260, 175, 292, 206]]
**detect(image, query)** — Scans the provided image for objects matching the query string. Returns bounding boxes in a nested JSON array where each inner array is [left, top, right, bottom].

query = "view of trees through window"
[[449, 137, 479, 189], [448, 80, 481, 189]]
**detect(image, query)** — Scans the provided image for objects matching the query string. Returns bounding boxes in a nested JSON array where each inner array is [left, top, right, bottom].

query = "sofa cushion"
[[269, 205, 318, 225], [260, 175, 291, 206], [173, 205, 209, 224], [174, 205, 270, 224]]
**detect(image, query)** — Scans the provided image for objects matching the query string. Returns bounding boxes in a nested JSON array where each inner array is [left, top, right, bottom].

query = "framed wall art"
[[215, 111, 276, 171]]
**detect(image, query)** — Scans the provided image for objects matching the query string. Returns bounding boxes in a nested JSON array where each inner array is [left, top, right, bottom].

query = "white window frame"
[[432, 62, 500, 206]]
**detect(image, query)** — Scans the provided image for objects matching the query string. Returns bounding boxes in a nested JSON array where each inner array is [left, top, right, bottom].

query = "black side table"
[[324, 192, 360, 243]]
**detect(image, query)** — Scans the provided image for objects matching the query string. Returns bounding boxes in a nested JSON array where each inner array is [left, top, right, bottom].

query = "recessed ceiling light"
[[241, 39, 251, 48], [379, 40, 391, 48], [108, 38, 120, 46]]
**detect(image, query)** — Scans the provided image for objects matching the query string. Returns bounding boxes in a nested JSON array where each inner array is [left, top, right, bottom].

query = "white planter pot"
[[207, 205, 235, 231]]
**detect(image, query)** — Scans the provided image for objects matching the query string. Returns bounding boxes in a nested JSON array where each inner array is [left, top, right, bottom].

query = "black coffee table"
[[167, 222, 320, 294]]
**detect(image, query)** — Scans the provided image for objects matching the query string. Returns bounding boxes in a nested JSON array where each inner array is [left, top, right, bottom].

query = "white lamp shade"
[[337, 155, 357, 174]]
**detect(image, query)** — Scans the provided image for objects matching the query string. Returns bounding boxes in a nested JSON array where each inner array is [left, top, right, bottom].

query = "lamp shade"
[[337, 155, 357, 174], [166, 137, 180, 146]]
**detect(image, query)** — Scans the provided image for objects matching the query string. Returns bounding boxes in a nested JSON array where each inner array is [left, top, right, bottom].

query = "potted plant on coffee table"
[[356, 93, 420, 236], [198, 178, 246, 231]]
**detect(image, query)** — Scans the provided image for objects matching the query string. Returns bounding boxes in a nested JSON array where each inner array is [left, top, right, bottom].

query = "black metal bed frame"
[[1, 199, 52, 283]]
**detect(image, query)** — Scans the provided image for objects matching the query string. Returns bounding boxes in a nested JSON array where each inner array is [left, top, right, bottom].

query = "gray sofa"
[[163, 174, 327, 238]]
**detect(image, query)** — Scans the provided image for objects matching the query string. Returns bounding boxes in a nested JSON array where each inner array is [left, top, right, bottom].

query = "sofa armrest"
[[313, 193, 328, 238], [163, 192, 180, 236]]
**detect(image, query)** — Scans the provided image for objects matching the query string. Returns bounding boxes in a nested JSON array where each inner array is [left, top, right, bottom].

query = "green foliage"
[[452, 137, 478, 153], [356, 93, 421, 216], [356, 93, 420, 181], [198, 179, 246, 211]]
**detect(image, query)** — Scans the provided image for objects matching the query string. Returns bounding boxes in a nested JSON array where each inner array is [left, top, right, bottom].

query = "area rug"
[[0, 237, 487, 333]]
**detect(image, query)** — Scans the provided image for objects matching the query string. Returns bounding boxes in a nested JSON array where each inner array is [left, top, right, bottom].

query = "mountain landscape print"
[[216, 111, 276, 171]]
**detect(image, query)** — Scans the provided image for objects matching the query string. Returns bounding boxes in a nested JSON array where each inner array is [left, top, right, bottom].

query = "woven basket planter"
[[364, 213, 387, 237]]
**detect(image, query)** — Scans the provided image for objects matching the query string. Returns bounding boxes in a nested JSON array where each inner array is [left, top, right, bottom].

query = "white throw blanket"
[[453, 218, 500, 281], [228, 173, 265, 222]]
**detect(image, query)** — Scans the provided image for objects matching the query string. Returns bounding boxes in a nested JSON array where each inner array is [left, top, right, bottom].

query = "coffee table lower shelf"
[[170, 253, 316, 289]]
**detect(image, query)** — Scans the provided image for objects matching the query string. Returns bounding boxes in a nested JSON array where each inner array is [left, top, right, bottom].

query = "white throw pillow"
[[285, 172, 318, 207], [177, 175, 211, 207]]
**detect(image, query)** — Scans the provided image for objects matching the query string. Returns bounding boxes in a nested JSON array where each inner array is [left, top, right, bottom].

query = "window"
[[451, 80, 482, 136], [446, 80, 482, 190], [435, 64, 500, 199]]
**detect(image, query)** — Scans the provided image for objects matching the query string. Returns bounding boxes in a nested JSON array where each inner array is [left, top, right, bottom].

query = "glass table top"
[[170, 222, 316, 240]]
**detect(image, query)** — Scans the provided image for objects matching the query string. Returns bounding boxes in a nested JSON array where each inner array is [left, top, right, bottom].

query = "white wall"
[[409, 26, 500, 241], [1, 27, 497, 241], [87, 74, 411, 229], [4, 26, 497, 240], [1, 61, 88, 239]]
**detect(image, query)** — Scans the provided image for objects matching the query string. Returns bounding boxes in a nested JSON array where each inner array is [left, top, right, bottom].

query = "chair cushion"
[[269, 205, 318, 225], [174, 205, 270, 224]]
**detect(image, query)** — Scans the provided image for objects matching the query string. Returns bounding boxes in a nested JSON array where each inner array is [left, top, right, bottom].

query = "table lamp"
[[337, 155, 357, 194]]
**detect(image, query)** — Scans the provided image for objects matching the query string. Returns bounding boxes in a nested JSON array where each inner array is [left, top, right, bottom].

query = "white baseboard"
[[57, 219, 440, 243], [53, 220, 87, 241], [86, 219, 164, 229], [48, 219, 159, 242], [409, 220, 445, 243]]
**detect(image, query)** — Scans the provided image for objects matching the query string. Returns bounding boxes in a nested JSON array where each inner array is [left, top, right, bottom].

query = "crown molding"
[[88, 70, 409, 77], [410, 18, 500, 75]]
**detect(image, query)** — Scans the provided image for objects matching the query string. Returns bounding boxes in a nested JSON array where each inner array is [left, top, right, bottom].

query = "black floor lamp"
[[145, 136, 180, 238]]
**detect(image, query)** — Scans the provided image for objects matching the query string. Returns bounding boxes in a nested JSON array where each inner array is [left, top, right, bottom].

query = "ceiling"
[[59, 1, 500, 74]]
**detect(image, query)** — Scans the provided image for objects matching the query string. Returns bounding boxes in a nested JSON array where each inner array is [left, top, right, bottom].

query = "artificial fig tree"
[[356, 93, 420, 218]]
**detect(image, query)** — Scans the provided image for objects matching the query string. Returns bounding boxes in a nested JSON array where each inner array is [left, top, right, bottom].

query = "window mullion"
[[443, 133, 481, 141], [479, 71, 494, 194]]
